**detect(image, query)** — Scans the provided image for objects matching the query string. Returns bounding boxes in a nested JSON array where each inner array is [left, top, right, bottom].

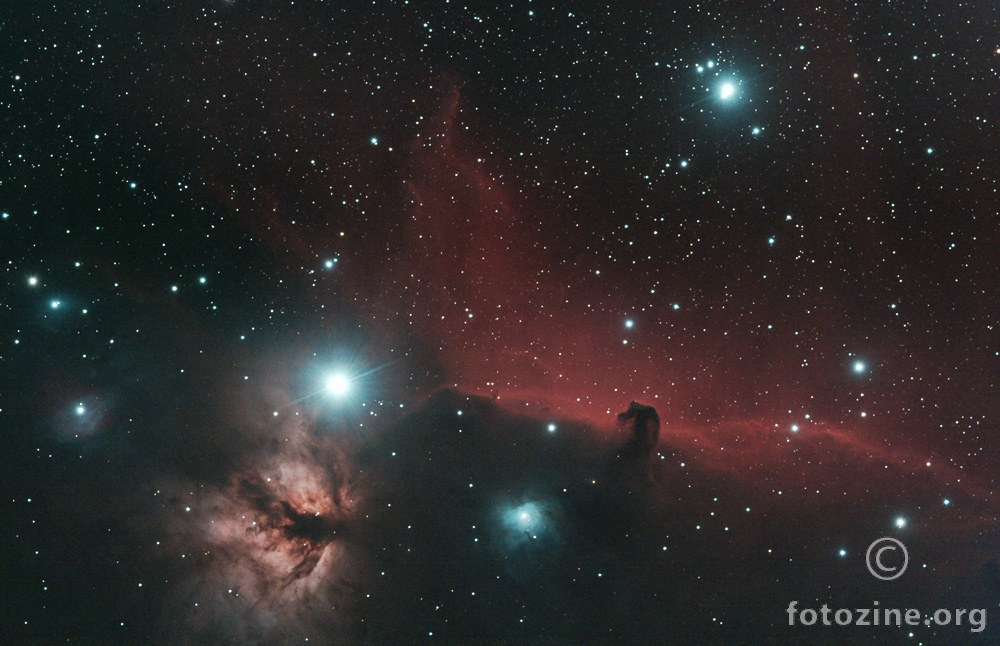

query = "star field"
[[3, 0, 1000, 644]]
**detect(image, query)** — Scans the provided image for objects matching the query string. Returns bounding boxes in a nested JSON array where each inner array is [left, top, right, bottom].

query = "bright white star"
[[719, 82, 736, 99], [326, 374, 350, 396]]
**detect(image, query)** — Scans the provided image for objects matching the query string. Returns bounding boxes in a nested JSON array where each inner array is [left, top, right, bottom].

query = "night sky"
[[3, 1, 1000, 644]]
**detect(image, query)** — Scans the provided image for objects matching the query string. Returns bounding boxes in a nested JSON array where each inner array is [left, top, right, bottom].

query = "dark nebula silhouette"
[[5, 1, 1000, 644]]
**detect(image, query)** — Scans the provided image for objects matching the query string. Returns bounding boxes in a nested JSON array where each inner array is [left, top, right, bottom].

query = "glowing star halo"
[[281, 359, 398, 416], [718, 81, 736, 100], [497, 500, 561, 553], [325, 374, 350, 397]]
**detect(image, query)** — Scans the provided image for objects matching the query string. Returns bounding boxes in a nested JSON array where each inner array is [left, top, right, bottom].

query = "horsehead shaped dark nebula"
[[6, 1, 1000, 644]]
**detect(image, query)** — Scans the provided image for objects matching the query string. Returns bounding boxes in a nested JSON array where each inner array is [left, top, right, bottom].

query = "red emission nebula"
[[12, 3, 1000, 644], [241, 84, 998, 532]]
